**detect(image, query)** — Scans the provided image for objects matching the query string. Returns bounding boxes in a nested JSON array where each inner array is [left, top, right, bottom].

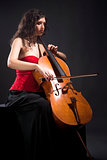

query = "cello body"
[[32, 55, 92, 126]]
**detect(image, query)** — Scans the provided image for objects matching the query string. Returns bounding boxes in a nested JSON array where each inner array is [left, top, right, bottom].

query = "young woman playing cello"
[[5, 8, 87, 160]]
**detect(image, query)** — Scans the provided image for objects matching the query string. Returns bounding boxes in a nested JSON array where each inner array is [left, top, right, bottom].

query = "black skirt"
[[2, 90, 87, 160], [4, 90, 57, 160]]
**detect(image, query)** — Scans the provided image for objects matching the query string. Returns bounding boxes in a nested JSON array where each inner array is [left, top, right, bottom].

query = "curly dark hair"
[[10, 8, 48, 45]]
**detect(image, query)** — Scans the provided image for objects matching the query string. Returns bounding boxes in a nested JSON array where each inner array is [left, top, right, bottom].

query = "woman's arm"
[[55, 50, 67, 61], [47, 44, 67, 61], [7, 38, 54, 80], [7, 38, 40, 71]]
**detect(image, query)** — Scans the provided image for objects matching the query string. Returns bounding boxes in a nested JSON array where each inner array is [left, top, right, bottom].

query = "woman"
[[5, 8, 87, 160], [5, 8, 67, 160]]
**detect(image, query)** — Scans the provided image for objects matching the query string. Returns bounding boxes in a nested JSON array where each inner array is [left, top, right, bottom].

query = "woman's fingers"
[[48, 44, 58, 54], [45, 72, 54, 81]]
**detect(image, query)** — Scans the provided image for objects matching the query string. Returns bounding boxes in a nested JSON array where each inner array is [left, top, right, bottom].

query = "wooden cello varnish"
[[32, 54, 92, 126]]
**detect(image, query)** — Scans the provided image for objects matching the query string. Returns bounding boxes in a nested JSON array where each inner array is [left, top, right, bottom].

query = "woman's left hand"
[[47, 44, 58, 55]]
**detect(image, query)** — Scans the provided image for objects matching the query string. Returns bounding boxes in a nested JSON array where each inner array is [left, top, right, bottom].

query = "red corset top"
[[9, 56, 43, 92]]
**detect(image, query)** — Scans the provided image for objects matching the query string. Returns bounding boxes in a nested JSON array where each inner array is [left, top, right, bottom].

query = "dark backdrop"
[[0, 0, 107, 159]]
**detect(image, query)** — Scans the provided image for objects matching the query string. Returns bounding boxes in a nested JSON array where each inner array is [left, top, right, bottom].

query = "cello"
[[32, 37, 95, 160], [33, 37, 93, 126]]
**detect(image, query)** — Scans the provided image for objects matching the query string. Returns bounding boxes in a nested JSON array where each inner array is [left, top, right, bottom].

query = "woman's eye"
[[37, 22, 41, 25]]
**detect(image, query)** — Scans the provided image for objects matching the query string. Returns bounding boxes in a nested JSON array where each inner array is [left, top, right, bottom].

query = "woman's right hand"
[[36, 65, 54, 81]]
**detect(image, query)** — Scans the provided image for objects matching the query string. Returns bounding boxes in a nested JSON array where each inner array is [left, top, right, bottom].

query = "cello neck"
[[39, 37, 66, 76]]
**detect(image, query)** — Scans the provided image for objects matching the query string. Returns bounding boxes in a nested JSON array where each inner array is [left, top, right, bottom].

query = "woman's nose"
[[41, 23, 45, 29]]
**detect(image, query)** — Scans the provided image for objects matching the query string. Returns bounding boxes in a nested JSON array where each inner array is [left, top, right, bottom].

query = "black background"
[[0, 0, 107, 159]]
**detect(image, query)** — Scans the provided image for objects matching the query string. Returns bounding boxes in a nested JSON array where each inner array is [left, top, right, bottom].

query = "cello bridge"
[[62, 82, 77, 95]]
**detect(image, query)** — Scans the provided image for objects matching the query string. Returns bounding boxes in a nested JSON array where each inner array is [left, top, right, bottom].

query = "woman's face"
[[35, 17, 46, 36]]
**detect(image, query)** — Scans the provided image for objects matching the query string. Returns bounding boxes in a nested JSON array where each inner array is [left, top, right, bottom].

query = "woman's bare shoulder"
[[12, 37, 23, 47]]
